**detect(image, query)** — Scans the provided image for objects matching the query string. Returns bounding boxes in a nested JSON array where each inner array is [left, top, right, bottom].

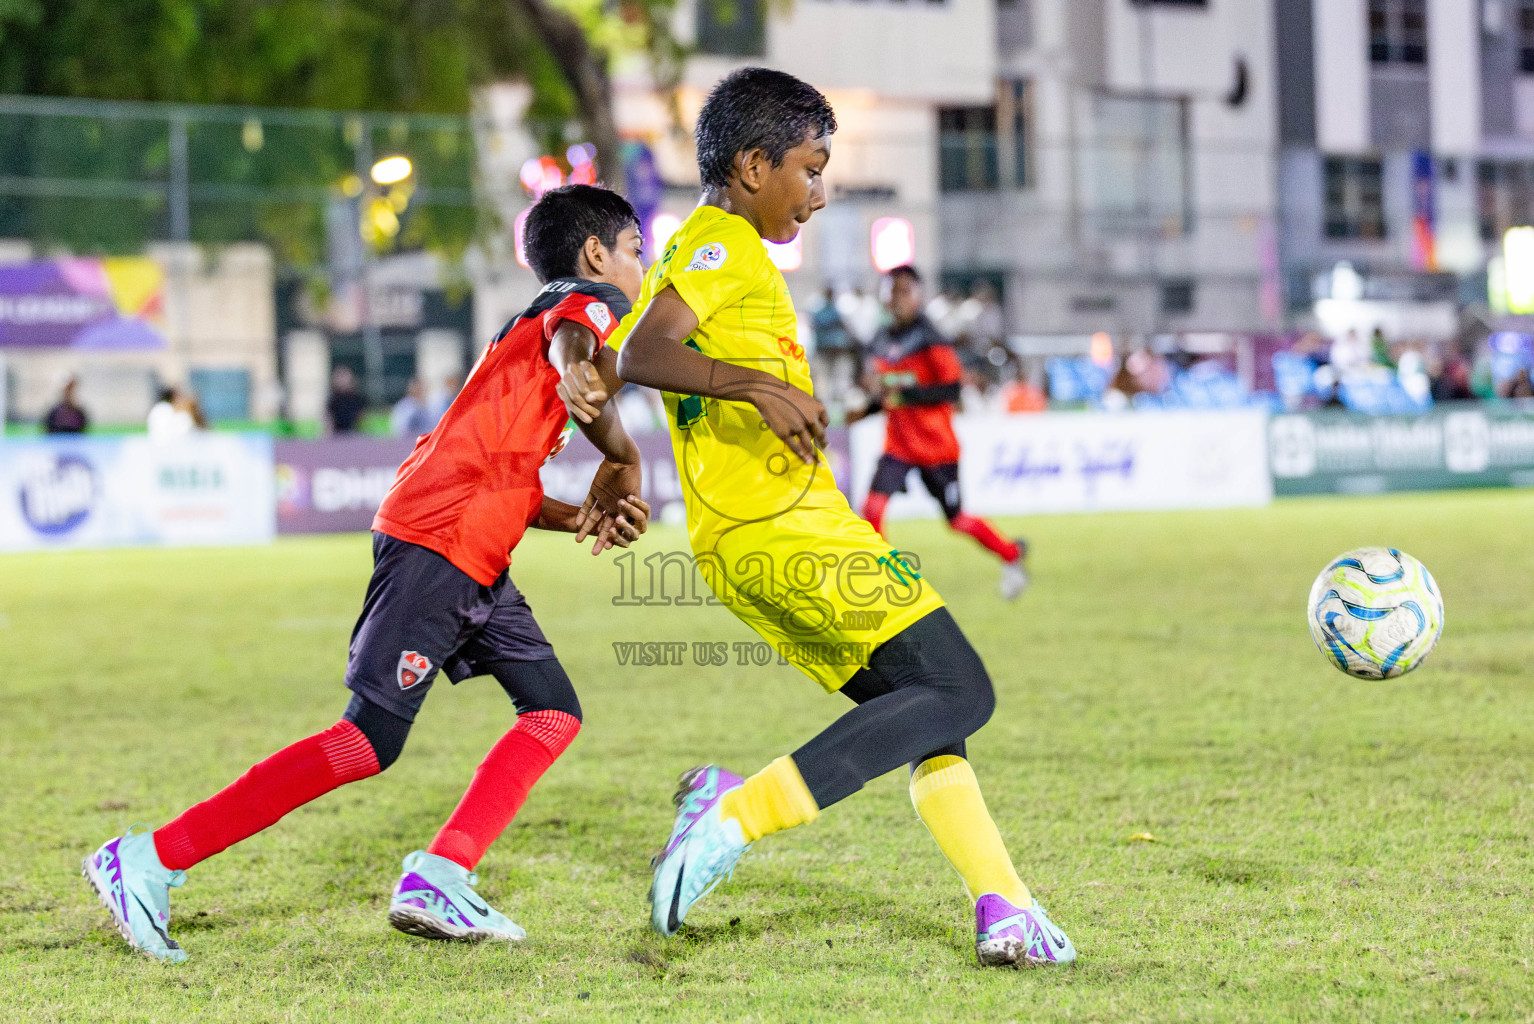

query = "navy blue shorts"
[[870, 455, 963, 520], [345, 533, 557, 721]]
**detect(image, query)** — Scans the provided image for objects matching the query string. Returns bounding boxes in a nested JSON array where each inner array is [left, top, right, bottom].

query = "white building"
[[1276, 0, 1534, 342], [542, 0, 1280, 344]]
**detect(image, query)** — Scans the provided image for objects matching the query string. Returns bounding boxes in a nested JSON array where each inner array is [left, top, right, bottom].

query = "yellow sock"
[[719, 756, 820, 842], [910, 755, 1032, 907]]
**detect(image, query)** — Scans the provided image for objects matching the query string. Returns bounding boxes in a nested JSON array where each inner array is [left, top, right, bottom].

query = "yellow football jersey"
[[610, 205, 944, 690], [609, 205, 845, 543]]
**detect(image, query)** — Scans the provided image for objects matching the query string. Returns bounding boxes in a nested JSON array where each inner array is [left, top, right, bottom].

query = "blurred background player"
[[853, 265, 1029, 600], [83, 184, 650, 962], [42, 376, 89, 434], [600, 68, 1074, 968]]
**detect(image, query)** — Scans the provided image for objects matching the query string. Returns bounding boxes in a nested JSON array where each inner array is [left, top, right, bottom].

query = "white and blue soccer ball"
[[1307, 547, 1444, 680]]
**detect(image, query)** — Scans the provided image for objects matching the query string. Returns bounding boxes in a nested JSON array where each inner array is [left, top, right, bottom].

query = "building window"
[[1368, 0, 1427, 65], [939, 107, 998, 191], [938, 80, 1031, 193], [1478, 162, 1534, 241], [1160, 279, 1196, 315], [1520, 1, 1534, 73], [696, 0, 765, 57], [1082, 92, 1191, 236], [1324, 156, 1387, 240]]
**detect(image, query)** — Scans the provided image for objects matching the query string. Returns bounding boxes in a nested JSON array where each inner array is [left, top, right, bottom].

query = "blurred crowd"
[[26, 298, 1534, 439], [1271, 327, 1527, 415]]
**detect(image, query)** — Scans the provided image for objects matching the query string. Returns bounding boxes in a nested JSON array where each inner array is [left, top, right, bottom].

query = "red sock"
[[949, 513, 1021, 562], [862, 491, 890, 537], [153, 720, 380, 871], [427, 710, 581, 871]]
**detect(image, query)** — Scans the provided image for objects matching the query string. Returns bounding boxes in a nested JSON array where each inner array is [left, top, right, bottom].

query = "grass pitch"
[[3, 490, 1533, 1023]]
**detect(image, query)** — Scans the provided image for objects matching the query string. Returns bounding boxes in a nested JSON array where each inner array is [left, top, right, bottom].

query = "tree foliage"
[[0, 0, 689, 262]]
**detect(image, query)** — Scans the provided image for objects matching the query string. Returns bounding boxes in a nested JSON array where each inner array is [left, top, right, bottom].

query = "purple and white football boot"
[[82, 826, 188, 963], [388, 850, 525, 942], [974, 893, 1076, 966], [649, 765, 749, 937]]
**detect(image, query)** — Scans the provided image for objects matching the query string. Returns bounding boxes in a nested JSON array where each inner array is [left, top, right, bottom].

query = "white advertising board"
[[0, 433, 275, 551], [850, 410, 1273, 518]]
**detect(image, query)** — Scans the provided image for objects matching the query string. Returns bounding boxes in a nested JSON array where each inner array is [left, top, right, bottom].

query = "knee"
[[944, 655, 995, 737], [343, 694, 411, 770], [967, 675, 996, 732], [492, 659, 582, 722]]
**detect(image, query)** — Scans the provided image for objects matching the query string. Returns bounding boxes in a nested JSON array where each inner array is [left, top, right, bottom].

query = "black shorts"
[[869, 455, 963, 520], [344, 533, 557, 721]]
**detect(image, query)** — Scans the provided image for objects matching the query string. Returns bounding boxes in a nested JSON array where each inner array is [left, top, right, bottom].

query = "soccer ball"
[[1307, 547, 1444, 679]]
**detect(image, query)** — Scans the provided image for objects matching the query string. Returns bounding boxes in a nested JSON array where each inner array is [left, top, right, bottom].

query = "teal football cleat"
[[974, 893, 1076, 967], [388, 850, 526, 942], [82, 826, 188, 963], [649, 765, 749, 937]]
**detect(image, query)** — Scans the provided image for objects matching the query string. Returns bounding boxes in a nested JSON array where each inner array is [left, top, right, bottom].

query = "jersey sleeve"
[[542, 293, 622, 349], [650, 222, 761, 331]]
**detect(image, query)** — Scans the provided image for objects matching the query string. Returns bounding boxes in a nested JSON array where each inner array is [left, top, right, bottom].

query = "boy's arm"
[[547, 319, 643, 524], [533, 494, 651, 555], [614, 286, 828, 464], [886, 346, 962, 409]]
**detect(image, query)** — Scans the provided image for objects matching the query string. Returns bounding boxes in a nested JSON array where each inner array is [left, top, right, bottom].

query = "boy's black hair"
[[523, 184, 640, 284], [695, 68, 838, 189], [887, 264, 922, 285]]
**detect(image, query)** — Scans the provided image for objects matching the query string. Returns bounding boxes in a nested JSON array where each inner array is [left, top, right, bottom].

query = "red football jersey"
[[373, 279, 629, 585], [872, 318, 963, 467]]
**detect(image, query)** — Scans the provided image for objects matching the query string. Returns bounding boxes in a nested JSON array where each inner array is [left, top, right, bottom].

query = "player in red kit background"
[[83, 185, 652, 961], [853, 265, 1029, 600]]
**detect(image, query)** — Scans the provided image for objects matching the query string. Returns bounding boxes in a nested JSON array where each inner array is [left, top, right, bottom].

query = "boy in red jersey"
[[855, 265, 1029, 599], [84, 185, 651, 961]]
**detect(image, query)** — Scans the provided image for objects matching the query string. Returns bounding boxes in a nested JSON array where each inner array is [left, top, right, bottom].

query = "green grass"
[[3, 490, 1533, 1022]]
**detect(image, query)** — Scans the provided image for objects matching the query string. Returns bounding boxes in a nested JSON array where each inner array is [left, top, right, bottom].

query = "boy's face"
[[749, 130, 831, 244], [883, 272, 923, 325], [590, 224, 646, 302]]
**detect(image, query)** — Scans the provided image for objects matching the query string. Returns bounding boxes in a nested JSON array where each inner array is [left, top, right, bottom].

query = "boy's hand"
[[556, 360, 608, 425], [576, 457, 642, 530], [747, 381, 828, 464], [575, 495, 650, 554]]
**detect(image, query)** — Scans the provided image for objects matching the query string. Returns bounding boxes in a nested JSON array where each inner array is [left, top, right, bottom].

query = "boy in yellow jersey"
[[561, 69, 1074, 967]]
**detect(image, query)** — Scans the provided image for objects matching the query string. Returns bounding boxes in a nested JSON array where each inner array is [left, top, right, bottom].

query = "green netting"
[[0, 97, 477, 266]]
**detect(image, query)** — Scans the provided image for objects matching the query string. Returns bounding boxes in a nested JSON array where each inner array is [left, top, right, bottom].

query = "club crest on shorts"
[[684, 243, 727, 272], [584, 301, 612, 333], [397, 651, 432, 690]]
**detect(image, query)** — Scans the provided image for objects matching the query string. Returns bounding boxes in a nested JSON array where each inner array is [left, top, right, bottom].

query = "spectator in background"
[[1103, 359, 1141, 411], [956, 282, 1008, 389], [836, 286, 881, 348], [391, 377, 436, 438], [1396, 342, 1431, 405], [1430, 343, 1476, 402], [809, 286, 859, 419], [1501, 368, 1534, 400], [427, 373, 463, 424], [925, 286, 966, 341], [326, 366, 367, 434], [1370, 326, 1395, 369], [1329, 329, 1369, 375], [999, 364, 1047, 414], [43, 376, 88, 434], [148, 386, 200, 441]]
